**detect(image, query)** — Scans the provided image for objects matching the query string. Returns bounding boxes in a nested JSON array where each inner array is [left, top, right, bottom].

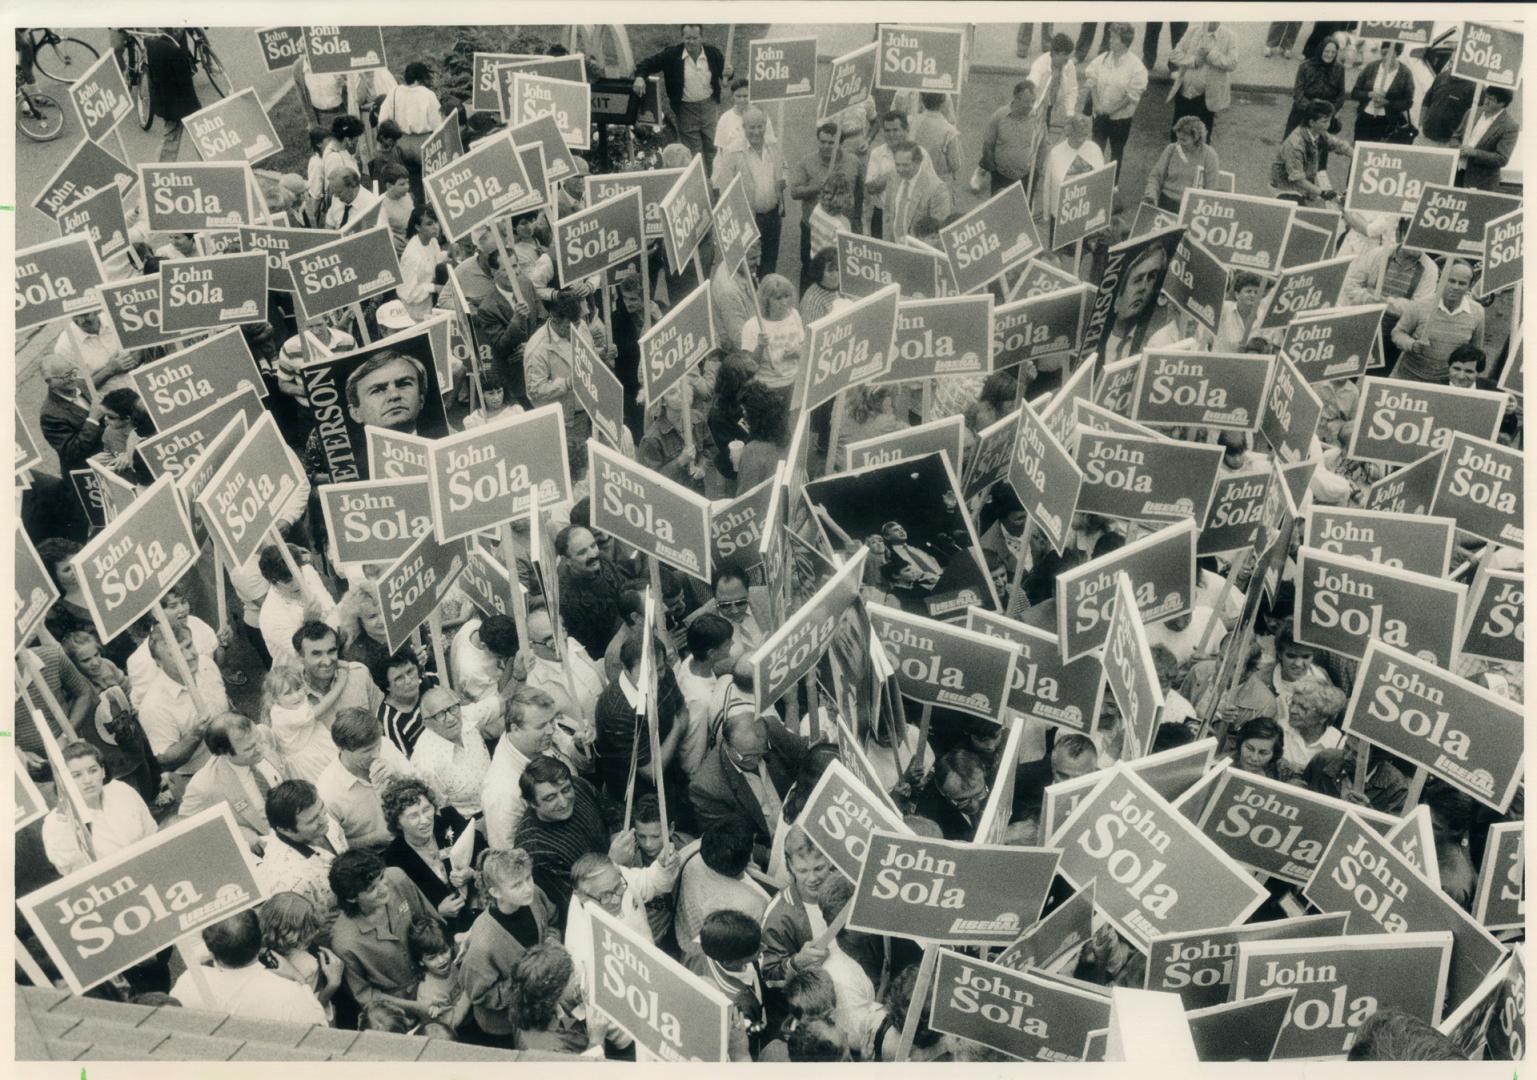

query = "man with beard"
[[346, 350, 431, 434], [555, 525, 628, 659]]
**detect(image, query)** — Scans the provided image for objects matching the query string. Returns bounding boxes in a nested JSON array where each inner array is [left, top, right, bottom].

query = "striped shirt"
[[514, 775, 610, 925], [1393, 295, 1486, 382], [380, 699, 424, 757]]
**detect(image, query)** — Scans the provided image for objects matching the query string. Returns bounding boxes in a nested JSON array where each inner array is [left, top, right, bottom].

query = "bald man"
[[688, 708, 806, 867]]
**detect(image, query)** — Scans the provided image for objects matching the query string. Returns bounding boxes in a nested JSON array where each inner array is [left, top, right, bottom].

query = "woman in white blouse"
[[378, 62, 442, 154], [43, 742, 159, 877], [398, 205, 446, 322]]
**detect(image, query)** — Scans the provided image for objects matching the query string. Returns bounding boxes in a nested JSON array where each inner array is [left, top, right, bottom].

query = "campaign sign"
[[254, 26, 305, 71], [1362, 446, 1444, 516], [138, 162, 252, 231], [16, 413, 43, 476], [868, 603, 1019, 722], [469, 52, 543, 114], [458, 544, 516, 620], [1404, 183, 1522, 259], [658, 155, 712, 275], [800, 283, 899, 413], [1279, 220, 1334, 269], [711, 175, 761, 279], [797, 760, 911, 884], [1196, 769, 1399, 887], [1183, 990, 1295, 1062], [1483, 949, 1525, 1060], [191, 414, 303, 568], [15, 755, 48, 830], [639, 282, 715, 408], [1074, 430, 1223, 526], [506, 72, 591, 149], [1473, 823, 1523, 932], [424, 405, 571, 543], [843, 427, 963, 493], [1348, 377, 1505, 468], [749, 549, 866, 712], [1159, 234, 1228, 335], [1103, 573, 1163, 761], [1145, 913, 1350, 1010], [928, 949, 1111, 1062], [570, 335, 626, 449], [587, 167, 683, 244], [837, 230, 943, 300], [72, 475, 197, 643], [748, 37, 816, 101], [286, 224, 403, 321], [1294, 547, 1466, 667], [1052, 766, 1268, 951], [589, 904, 729, 1062], [158, 251, 268, 334], [1129, 200, 1179, 240], [59, 182, 132, 262], [939, 183, 1040, 294], [184, 88, 282, 164], [883, 296, 996, 386], [962, 408, 1019, 501], [1009, 400, 1082, 554], [1452, 22, 1523, 89], [992, 284, 1092, 374], [1010, 256, 1080, 300], [1178, 189, 1294, 275], [1054, 160, 1117, 251], [374, 527, 469, 655], [1303, 813, 1508, 1010], [1279, 304, 1385, 385], [18, 805, 264, 994], [1461, 567, 1523, 665], [1235, 933, 1453, 1059], [1046, 742, 1220, 846], [1344, 639, 1523, 813], [137, 388, 265, 482], [420, 111, 463, 180], [508, 112, 578, 188], [820, 41, 877, 120], [876, 24, 964, 93], [1133, 351, 1273, 431], [172, 413, 248, 545], [709, 475, 771, 576], [1200, 470, 1270, 557], [1304, 506, 1455, 577], [590, 440, 712, 582], [553, 189, 644, 287], [68, 51, 133, 144], [99, 271, 198, 353], [14, 234, 105, 331], [367, 426, 430, 480], [16, 524, 60, 649], [34, 136, 136, 222], [1430, 431, 1523, 549], [1480, 207, 1521, 298], [129, 327, 266, 431], [237, 223, 341, 294], [1345, 141, 1459, 217], [847, 830, 1059, 946], [424, 132, 537, 243], [1358, 21, 1436, 44], [1055, 519, 1196, 665], [1498, 338, 1524, 401], [995, 884, 1097, 974], [304, 26, 387, 74]]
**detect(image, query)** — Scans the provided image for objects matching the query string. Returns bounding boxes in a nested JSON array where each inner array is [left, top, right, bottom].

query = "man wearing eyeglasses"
[[686, 564, 771, 660], [563, 845, 684, 977], [911, 749, 992, 842], [690, 710, 806, 868], [410, 686, 491, 820]]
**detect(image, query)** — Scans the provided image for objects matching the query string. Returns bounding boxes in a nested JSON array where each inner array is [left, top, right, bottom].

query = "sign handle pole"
[[152, 601, 212, 720], [16, 937, 51, 987], [1194, 567, 1237, 657], [113, 126, 133, 168], [1403, 765, 1428, 809], [176, 935, 216, 1003], [621, 711, 642, 833], [913, 702, 934, 777], [427, 609, 452, 694], [809, 901, 851, 949], [895, 946, 937, 1062], [1005, 517, 1033, 616], [1073, 236, 1085, 281], [20, 653, 80, 742], [501, 521, 531, 649], [599, 270, 615, 348], [823, 390, 845, 474], [211, 543, 230, 637], [19, 660, 96, 862], [268, 526, 306, 591], [351, 301, 373, 345]]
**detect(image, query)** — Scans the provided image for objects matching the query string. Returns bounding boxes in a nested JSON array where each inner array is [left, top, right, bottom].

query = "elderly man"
[[52, 310, 135, 393], [633, 24, 728, 172], [38, 353, 108, 476], [564, 844, 682, 973], [139, 620, 230, 802], [685, 564, 771, 660], [1391, 261, 1486, 383], [1011, 731, 1100, 822], [179, 712, 287, 852], [255, 779, 350, 924], [689, 710, 805, 867], [316, 706, 414, 851], [323, 163, 379, 230], [912, 749, 992, 841], [713, 106, 786, 278], [410, 685, 491, 819], [980, 81, 1042, 196]]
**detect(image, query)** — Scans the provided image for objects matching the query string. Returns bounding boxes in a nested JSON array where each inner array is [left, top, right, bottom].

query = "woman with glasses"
[[379, 776, 483, 935]]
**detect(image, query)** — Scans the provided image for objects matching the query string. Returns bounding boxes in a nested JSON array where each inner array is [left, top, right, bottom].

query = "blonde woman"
[[739, 274, 804, 397], [834, 384, 906, 469]]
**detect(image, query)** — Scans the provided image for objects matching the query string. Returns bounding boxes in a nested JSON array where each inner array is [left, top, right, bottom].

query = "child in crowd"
[[695, 910, 769, 1055], [263, 663, 341, 783], [409, 916, 469, 1030], [378, 161, 415, 253]]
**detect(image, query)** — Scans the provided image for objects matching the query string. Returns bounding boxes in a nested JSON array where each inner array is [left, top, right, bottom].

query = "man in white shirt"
[[52, 311, 135, 393], [863, 111, 909, 238], [258, 545, 338, 667], [179, 712, 288, 852], [1081, 23, 1147, 163], [673, 614, 735, 775], [323, 165, 380, 231], [1029, 34, 1080, 149], [565, 846, 681, 982], [316, 706, 414, 850], [138, 622, 230, 801], [172, 910, 327, 1024], [521, 605, 606, 723], [411, 686, 491, 818], [256, 779, 350, 926], [481, 686, 561, 849]]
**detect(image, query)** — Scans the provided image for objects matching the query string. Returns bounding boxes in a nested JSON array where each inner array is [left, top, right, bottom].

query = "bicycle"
[[17, 69, 65, 141], [114, 28, 154, 130], [25, 28, 99, 83], [181, 27, 229, 99]]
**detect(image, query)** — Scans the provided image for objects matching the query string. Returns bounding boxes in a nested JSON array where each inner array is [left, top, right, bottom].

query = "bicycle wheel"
[[32, 34, 100, 83], [132, 54, 153, 130], [16, 91, 65, 141], [198, 40, 230, 98]]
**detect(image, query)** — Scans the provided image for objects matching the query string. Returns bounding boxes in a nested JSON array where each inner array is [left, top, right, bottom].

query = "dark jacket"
[[1420, 67, 1479, 143], [145, 32, 200, 122], [1453, 108, 1521, 191], [382, 807, 485, 936], [910, 777, 979, 842], [39, 391, 103, 474], [1350, 61, 1415, 133], [688, 720, 806, 857], [634, 42, 725, 113], [469, 288, 533, 406]]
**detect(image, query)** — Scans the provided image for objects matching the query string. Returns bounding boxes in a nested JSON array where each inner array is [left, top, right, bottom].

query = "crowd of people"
[[14, 18, 1524, 1064]]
